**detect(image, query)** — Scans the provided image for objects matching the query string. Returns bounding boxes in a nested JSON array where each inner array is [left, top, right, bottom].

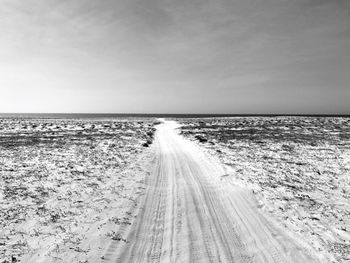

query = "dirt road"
[[105, 120, 322, 263]]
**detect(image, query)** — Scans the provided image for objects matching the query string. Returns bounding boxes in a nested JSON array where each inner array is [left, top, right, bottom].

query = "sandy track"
[[106, 121, 322, 263]]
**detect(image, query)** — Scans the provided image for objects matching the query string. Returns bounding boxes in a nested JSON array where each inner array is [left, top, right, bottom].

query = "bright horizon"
[[1, 0, 350, 114]]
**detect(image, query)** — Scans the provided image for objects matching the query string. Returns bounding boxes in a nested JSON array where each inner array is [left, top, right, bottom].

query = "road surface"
[[105, 120, 321, 263]]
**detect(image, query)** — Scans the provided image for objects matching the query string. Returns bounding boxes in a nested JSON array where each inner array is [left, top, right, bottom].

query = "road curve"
[[105, 120, 321, 263]]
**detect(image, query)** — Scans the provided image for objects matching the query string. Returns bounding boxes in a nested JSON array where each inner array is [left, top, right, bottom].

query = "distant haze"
[[0, 0, 349, 114]]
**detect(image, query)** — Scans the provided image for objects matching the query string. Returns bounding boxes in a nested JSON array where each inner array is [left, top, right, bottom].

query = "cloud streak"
[[0, 0, 349, 113]]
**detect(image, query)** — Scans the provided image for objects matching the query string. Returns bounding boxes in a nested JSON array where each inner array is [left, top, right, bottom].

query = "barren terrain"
[[0, 118, 156, 262], [179, 117, 350, 262], [106, 120, 324, 263], [1, 117, 349, 263]]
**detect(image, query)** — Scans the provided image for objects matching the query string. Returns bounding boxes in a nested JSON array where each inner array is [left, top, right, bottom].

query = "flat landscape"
[[1, 117, 349, 263], [0, 117, 156, 262], [2, 0, 349, 262], [179, 117, 350, 262]]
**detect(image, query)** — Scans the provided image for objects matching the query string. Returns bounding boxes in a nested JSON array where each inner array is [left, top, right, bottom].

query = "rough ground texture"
[[108, 120, 324, 263], [0, 118, 156, 263], [2, 117, 348, 263], [179, 117, 350, 263]]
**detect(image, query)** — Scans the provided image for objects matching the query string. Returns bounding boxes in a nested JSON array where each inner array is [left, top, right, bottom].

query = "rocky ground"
[[179, 117, 350, 263], [0, 118, 156, 263]]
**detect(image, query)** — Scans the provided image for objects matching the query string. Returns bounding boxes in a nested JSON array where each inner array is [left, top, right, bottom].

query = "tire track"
[[107, 120, 323, 263]]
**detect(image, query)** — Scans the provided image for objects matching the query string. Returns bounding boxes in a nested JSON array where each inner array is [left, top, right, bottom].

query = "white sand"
[[105, 120, 324, 262]]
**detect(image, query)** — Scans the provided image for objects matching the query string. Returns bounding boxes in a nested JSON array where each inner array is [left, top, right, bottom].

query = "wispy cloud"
[[0, 0, 349, 113]]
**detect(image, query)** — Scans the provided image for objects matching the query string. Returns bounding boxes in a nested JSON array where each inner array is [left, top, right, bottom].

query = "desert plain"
[[1, 116, 349, 263]]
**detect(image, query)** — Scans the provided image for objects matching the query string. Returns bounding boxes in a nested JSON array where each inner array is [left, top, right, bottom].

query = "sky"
[[0, 0, 349, 114]]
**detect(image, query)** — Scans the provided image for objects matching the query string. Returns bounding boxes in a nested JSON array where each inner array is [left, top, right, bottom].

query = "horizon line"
[[1, 112, 350, 118]]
